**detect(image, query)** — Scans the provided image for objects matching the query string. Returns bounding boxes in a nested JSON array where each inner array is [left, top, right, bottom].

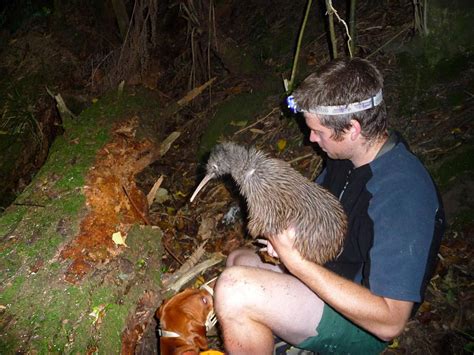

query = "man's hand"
[[263, 228, 413, 342], [258, 228, 310, 272], [266, 227, 307, 272], [257, 238, 279, 258]]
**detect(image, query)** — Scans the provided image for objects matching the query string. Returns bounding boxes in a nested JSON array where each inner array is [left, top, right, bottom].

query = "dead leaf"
[[250, 128, 265, 135], [230, 120, 248, 127], [277, 139, 287, 151], [197, 217, 216, 240], [174, 190, 187, 199], [112, 231, 128, 247], [89, 304, 108, 326]]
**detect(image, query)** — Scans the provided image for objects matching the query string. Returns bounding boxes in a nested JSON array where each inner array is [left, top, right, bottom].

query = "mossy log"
[[0, 88, 168, 353]]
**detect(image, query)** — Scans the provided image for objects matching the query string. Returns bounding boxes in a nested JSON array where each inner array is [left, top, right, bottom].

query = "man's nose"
[[309, 131, 319, 143]]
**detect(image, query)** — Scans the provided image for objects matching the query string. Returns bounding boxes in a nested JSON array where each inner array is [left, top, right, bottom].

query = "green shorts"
[[296, 304, 388, 354]]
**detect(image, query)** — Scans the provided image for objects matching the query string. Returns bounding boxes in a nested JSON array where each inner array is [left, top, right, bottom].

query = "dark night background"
[[0, 0, 472, 353]]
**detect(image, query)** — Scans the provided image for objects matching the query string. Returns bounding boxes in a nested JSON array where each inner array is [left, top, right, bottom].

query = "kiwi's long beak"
[[190, 173, 215, 202]]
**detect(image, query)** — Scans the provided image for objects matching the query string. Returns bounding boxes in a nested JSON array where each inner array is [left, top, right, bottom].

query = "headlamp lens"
[[286, 95, 299, 114]]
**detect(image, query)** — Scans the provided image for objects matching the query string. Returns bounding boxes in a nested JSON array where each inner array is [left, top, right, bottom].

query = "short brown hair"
[[293, 58, 387, 141]]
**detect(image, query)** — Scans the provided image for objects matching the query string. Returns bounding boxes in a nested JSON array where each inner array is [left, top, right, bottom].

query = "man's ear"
[[349, 119, 361, 141]]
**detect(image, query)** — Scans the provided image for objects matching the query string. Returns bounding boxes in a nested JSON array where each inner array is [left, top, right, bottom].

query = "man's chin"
[[326, 152, 343, 160]]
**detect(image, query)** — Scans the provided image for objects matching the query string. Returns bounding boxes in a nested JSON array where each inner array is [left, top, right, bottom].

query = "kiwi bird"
[[190, 142, 347, 265]]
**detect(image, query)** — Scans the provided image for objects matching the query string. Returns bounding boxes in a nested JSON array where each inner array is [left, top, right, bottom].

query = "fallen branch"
[[163, 238, 184, 265], [288, 153, 313, 165], [165, 253, 224, 293], [366, 25, 411, 59], [160, 77, 217, 119], [234, 107, 279, 135], [155, 131, 181, 158], [46, 87, 77, 121], [146, 175, 164, 206], [163, 239, 208, 280], [122, 185, 150, 225], [172, 240, 209, 276], [134, 131, 181, 173]]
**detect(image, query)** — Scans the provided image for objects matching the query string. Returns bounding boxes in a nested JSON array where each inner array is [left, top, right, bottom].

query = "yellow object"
[[112, 231, 127, 247], [174, 190, 187, 198], [277, 139, 287, 151], [388, 337, 399, 349], [200, 351, 225, 355]]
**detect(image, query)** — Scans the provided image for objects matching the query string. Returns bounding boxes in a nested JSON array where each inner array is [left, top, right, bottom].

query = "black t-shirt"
[[316, 136, 444, 304]]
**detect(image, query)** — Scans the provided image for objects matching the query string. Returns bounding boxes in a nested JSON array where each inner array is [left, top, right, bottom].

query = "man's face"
[[304, 113, 351, 160]]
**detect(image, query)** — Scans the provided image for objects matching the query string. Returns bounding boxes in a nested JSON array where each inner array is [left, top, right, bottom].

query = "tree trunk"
[[0, 88, 166, 353], [111, 0, 130, 41]]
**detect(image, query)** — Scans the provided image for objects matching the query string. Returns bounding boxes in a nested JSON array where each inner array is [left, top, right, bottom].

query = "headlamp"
[[286, 95, 299, 114]]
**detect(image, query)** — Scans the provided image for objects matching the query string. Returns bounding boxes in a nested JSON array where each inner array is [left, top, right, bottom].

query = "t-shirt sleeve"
[[315, 168, 327, 185], [366, 173, 439, 303]]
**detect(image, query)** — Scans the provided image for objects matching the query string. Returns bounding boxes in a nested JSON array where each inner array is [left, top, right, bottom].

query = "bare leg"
[[215, 248, 324, 354], [225, 247, 287, 272]]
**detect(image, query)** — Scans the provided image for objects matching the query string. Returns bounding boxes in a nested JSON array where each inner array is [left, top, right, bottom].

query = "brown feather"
[[193, 142, 347, 264]]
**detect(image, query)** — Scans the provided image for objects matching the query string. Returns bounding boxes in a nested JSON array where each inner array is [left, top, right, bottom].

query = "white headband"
[[287, 89, 383, 116]]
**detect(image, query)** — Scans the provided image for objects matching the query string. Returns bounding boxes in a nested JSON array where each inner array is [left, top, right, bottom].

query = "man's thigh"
[[297, 304, 388, 354], [215, 262, 325, 345]]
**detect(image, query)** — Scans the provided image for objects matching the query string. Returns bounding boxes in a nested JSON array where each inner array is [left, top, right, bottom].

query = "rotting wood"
[[122, 184, 151, 225], [0, 91, 167, 353], [59, 117, 156, 283], [120, 290, 159, 355]]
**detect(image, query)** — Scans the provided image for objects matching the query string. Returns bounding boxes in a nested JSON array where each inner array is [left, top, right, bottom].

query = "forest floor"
[[136, 2, 474, 354], [0, 0, 472, 354]]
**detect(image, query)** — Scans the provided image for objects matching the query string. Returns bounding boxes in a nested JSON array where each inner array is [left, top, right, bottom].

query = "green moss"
[[435, 145, 474, 189], [0, 87, 164, 353], [98, 304, 125, 354], [0, 275, 26, 304], [90, 287, 116, 306], [198, 87, 279, 162], [452, 208, 474, 226], [393, 0, 474, 117], [0, 332, 21, 355], [0, 205, 27, 234], [56, 195, 86, 216]]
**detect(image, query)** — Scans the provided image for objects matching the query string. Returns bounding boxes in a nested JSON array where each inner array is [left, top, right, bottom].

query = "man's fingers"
[[266, 242, 279, 258], [256, 238, 279, 258]]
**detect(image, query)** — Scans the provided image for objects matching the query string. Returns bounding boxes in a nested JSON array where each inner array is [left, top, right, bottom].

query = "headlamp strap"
[[287, 89, 383, 116]]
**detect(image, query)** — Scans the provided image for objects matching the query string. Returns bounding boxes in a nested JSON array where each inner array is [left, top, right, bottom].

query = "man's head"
[[292, 58, 387, 143]]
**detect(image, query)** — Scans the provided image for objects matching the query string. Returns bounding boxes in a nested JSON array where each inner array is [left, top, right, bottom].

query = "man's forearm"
[[289, 258, 412, 341]]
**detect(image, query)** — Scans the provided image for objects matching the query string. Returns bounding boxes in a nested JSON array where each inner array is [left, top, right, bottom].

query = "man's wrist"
[[286, 253, 315, 276]]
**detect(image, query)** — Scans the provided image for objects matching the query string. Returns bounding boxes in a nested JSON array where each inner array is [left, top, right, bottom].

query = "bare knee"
[[214, 266, 255, 319], [225, 248, 258, 267], [214, 267, 275, 353], [227, 248, 287, 274]]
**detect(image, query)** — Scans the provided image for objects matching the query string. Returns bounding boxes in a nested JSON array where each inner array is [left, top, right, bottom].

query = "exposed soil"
[[0, 0, 472, 353]]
